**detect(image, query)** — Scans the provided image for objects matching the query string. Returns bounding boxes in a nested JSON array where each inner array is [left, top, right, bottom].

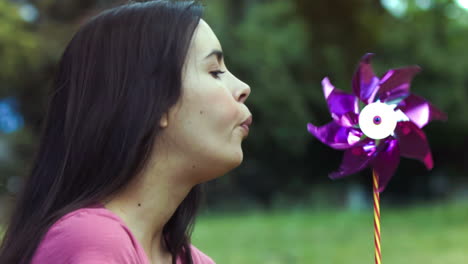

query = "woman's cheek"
[[208, 88, 238, 129], [188, 74, 238, 133]]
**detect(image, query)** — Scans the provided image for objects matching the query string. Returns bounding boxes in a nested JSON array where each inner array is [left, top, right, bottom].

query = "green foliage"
[[375, 1, 468, 129], [205, 0, 465, 207], [0, 1, 41, 95], [206, 1, 314, 157], [0, 0, 466, 206]]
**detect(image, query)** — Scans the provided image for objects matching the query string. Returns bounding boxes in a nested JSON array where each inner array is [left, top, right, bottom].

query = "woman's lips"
[[241, 115, 253, 127], [240, 124, 249, 134], [240, 115, 252, 135]]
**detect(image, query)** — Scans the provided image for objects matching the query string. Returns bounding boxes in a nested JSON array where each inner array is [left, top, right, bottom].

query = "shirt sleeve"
[[32, 211, 142, 264]]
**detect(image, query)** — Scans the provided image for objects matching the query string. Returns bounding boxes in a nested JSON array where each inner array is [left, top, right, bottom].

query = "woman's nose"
[[236, 81, 251, 103]]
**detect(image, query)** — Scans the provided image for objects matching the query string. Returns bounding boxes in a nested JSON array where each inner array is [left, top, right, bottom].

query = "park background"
[[0, 0, 467, 263]]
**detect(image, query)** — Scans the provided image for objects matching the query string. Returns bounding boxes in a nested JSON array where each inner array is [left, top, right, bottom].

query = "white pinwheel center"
[[358, 102, 397, 140]]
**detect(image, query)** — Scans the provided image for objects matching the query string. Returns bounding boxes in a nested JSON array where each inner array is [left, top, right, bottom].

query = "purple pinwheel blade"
[[322, 77, 359, 127], [307, 122, 362, 150], [398, 94, 448, 128], [329, 138, 377, 179], [352, 53, 380, 104], [371, 139, 400, 193], [377, 66, 421, 103], [395, 121, 434, 169]]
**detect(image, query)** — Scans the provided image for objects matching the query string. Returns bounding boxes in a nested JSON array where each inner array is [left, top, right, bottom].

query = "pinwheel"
[[307, 53, 447, 264]]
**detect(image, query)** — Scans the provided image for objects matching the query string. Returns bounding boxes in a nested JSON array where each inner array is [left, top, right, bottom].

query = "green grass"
[[192, 201, 468, 264]]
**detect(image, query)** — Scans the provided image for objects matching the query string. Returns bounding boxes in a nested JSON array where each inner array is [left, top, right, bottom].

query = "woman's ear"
[[159, 113, 168, 128]]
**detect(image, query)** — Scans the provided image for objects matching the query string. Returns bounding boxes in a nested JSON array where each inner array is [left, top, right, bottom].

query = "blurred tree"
[[204, 0, 322, 207], [0, 1, 42, 194], [370, 0, 468, 198], [205, 0, 466, 207], [0, 1, 41, 96]]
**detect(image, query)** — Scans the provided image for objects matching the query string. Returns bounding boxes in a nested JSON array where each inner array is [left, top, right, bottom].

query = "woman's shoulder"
[[40, 204, 133, 242], [31, 204, 147, 264], [187, 244, 216, 264], [32, 203, 215, 264]]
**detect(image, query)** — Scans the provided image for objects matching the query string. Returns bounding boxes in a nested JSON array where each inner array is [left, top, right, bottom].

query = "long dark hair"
[[0, 1, 204, 263]]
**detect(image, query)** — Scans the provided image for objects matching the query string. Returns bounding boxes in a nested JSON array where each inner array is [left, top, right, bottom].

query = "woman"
[[0, 0, 252, 263]]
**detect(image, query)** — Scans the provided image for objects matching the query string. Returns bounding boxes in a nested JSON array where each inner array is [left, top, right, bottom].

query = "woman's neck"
[[101, 167, 193, 263]]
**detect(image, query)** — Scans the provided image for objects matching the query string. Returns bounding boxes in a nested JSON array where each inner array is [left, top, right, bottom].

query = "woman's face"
[[160, 19, 251, 183]]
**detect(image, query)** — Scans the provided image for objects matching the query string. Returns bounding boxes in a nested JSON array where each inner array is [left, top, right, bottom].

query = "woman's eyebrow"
[[203, 49, 223, 63]]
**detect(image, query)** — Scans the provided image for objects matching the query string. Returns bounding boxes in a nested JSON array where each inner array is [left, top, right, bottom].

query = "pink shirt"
[[31, 202, 215, 264]]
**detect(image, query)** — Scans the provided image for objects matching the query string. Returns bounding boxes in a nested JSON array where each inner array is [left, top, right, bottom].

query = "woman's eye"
[[210, 70, 225, 79]]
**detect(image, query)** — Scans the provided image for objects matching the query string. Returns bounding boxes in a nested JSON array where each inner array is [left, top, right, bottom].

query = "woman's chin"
[[201, 150, 244, 181], [229, 145, 244, 167]]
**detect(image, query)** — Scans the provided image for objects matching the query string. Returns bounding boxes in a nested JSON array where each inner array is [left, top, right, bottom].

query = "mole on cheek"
[[200, 110, 203, 114]]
